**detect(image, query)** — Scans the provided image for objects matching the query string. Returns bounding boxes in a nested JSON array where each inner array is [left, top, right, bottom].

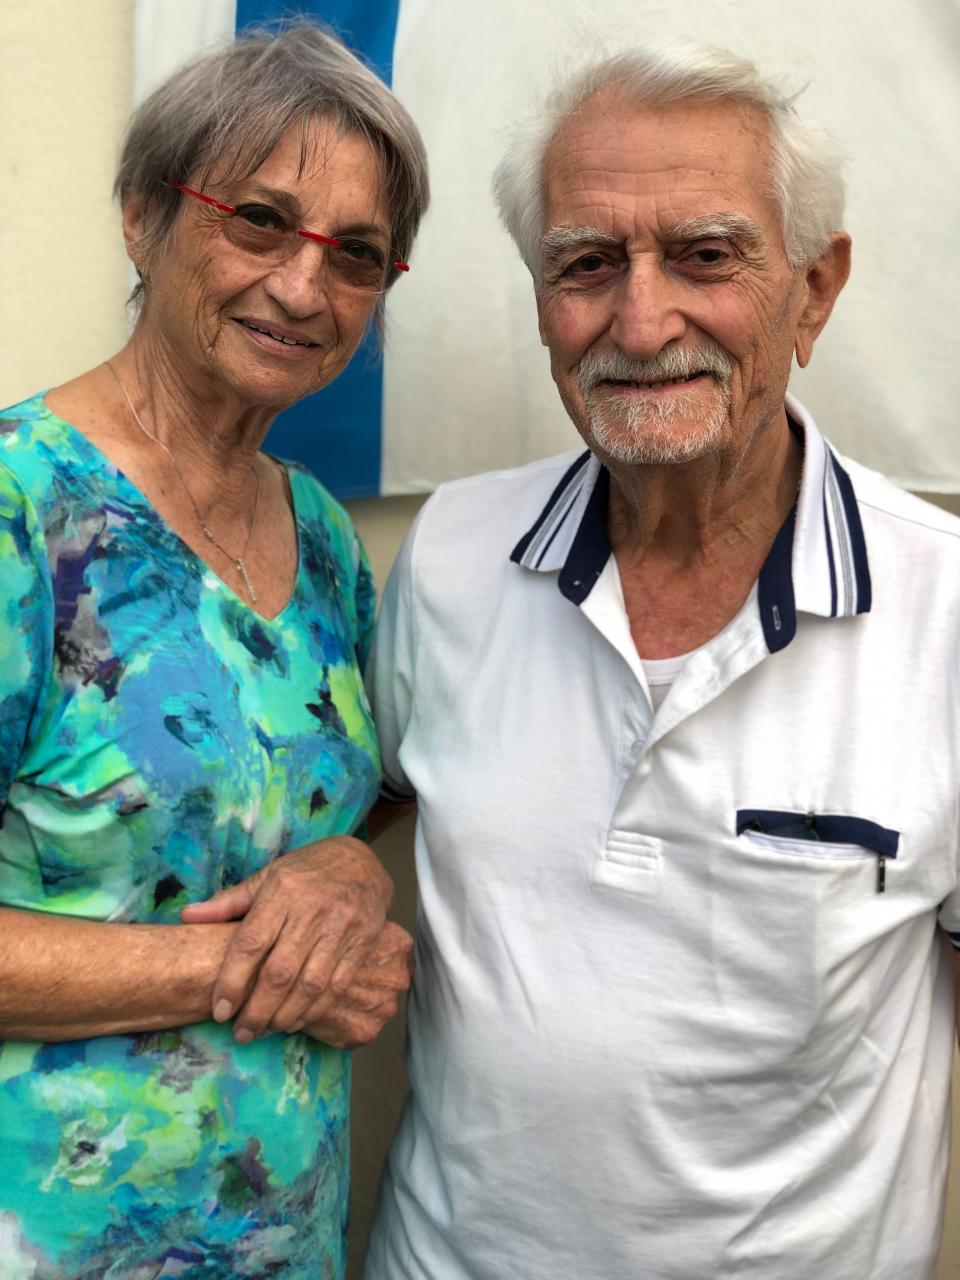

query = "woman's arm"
[[180, 834, 396, 1041], [0, 469, 408, 1046], [1, 472, 235, 1043], [299, 921, 415, 1050], [0, 907, 236, 1041]]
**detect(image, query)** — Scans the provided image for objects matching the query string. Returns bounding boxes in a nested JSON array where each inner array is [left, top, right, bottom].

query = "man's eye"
[[235, 204, 287, 232], [687, 246, 730, 266], [570, 253, 609, 275]]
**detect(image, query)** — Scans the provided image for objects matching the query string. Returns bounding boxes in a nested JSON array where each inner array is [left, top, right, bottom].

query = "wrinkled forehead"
[[541, 91, 780, 236]]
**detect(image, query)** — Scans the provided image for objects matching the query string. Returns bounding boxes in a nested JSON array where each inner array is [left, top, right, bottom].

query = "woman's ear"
[[121, 195, 149, 276], [794, 233, 851, 369]]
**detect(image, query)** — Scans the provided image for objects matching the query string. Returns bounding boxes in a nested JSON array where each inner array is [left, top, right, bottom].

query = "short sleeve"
[[938, 887, 960, 951], [366, 515, 419, 803], [0, 464, 52, 804]]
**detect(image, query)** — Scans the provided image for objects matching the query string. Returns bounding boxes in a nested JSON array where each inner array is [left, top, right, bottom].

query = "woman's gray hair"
[[492, 45, 845, 288], [115, 19, 429, 299]]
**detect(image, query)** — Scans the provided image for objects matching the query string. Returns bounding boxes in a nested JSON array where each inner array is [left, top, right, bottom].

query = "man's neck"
[[604, 408, 803, 659], [605, 407, 801, 561]]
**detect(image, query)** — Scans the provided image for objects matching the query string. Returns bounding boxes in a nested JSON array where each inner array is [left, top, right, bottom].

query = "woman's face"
[[127, 117, 393, 412]]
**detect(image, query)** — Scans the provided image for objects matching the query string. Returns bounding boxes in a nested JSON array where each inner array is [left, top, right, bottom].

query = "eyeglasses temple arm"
[[299, 227, 410, 272], [168, 182, 236, 214]]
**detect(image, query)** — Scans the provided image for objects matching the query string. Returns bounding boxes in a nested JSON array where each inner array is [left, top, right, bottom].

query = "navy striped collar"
[[509, 395, 872, 654]]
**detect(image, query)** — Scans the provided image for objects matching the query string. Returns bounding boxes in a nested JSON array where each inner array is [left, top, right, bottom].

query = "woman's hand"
[[180, 836, 394, 1042], [298, 922, 415, 1049]]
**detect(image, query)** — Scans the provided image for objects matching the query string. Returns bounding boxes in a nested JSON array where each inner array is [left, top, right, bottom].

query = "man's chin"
[[587, 416, 726, 466]]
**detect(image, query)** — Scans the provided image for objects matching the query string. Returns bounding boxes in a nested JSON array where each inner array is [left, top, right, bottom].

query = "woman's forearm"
[[0, 906, 237, 1040]]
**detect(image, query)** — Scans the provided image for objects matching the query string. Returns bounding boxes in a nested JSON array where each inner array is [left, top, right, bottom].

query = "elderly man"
[[365, 46, 960, 1280]]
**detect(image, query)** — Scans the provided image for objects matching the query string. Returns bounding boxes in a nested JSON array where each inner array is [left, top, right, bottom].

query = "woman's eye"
[[236, 204, 286, 232], [339, 239, 384, 266]]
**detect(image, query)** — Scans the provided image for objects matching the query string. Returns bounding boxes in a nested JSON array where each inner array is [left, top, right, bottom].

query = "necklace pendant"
[[105, 363, 264, 609], [236, 557, 257, 604]]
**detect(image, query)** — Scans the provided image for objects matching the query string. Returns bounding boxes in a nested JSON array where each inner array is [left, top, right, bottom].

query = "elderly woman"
[[0, 22, 427, 1279]]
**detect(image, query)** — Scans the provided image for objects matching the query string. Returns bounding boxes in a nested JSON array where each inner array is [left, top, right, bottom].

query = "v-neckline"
[[39, 395, 304, 624]]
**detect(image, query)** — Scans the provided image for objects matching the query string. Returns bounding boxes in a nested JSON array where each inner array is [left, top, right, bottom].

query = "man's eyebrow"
[[540, 216, 766, 268], [540, 226, 621, 267], [666, 214, 766, 249]]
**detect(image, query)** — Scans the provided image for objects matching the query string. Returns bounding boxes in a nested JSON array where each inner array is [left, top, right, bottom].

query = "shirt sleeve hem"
[[381, 776, 416, 804]]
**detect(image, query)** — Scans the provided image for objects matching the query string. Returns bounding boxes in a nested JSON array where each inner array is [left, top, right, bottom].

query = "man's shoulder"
[[392, 450, 586, 617], [842, 451, 960, 551], [413, 449, 586, 553], [431, 449, 585, 505]]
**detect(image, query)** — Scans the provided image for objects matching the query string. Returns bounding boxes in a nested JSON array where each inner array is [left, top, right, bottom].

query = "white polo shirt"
[[365, 397, 960, 1280]]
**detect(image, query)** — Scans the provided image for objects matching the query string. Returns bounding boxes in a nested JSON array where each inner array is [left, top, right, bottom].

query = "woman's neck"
[[108, 324, 278, 511]]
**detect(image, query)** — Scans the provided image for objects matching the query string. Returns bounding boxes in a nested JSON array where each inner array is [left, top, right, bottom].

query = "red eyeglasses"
[[169, 182, 409, 293]]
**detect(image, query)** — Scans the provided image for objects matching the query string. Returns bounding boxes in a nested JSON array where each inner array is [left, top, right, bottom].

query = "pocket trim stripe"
[[735, 809, 900, 858]]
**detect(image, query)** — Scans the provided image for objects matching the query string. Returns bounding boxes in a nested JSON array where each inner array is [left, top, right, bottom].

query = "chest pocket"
[[736, 808, 900, 891]]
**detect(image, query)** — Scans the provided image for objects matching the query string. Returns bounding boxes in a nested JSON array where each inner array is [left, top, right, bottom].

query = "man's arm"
[[364, 510, 422, 842]]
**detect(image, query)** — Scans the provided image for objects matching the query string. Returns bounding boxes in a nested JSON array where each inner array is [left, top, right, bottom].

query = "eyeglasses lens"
[[222, 214, 386, 292], [170, 184, 402, 288]]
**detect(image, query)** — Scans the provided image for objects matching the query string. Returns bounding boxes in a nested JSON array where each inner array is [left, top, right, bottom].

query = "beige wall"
[[2, 6, 958, 1277], [0, 1, 133, 406]]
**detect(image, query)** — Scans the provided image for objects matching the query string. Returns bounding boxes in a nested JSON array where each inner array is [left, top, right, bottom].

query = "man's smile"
[[599, 372, 711, 392]]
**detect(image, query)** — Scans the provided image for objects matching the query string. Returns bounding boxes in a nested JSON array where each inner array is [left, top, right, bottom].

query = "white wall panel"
[[382, 0, 960, 492]]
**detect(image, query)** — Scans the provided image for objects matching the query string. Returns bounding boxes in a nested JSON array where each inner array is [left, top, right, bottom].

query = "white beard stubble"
[[577, 344, 734, 466]]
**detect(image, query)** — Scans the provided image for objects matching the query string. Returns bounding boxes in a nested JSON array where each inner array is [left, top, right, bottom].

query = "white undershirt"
[[639, 613, 740, 712], [639, 652, 690, 711]]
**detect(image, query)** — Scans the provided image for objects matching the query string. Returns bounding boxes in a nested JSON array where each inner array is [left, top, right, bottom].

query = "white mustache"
[[577, 343, 733, 393]]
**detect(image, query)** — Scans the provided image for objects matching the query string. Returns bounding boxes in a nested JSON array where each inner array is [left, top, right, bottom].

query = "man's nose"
[[608, 258, 686, 359], [262, 240, 334, 318]]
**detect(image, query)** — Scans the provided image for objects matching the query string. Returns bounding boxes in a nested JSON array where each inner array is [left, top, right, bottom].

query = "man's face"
[[536, 92, 810, 468]]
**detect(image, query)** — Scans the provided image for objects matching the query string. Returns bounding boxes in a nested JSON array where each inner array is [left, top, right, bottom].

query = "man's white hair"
[[492, 45, 845, 288]]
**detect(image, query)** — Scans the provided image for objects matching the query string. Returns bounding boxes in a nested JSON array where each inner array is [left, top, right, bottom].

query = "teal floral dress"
[[0, 394, 381, 1278]]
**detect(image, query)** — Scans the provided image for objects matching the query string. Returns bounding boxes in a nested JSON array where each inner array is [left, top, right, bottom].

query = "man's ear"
[[121, 195, 149, 276], [536, 289, 548, 347], [794, 233, 851, 368]]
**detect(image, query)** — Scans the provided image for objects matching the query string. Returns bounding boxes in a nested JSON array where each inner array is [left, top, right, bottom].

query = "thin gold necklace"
[[106, 361, 262, 604]]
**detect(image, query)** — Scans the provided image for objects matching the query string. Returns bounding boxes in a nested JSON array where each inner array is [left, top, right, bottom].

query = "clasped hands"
[[181, 836, 413, 1050]]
